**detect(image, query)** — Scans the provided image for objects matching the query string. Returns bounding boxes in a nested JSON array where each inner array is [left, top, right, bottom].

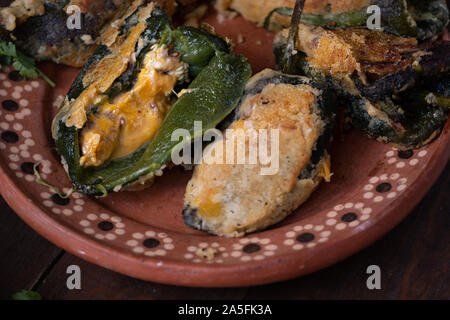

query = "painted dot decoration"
[[1, 130, 18, 143], [243, 243, 261, 254], [229, 238, 277, 262], [0, 71, 439, 266], [143, 238, 160, 248], [126, 231, 174, 257], [376, 182, 392, 193], [2, 100, 19, 111], [80, 213, 125, 240], [184, 242, 225, 263], [50, 194, 70, 206], [296, 232, 315, 243], [20, 161, 36, 174], [97, 221, 114, 231], [398, 150, 413, 159], [284, 224, 330, 250], [8, 71, 23, 82], [341, 212, 358, 222]]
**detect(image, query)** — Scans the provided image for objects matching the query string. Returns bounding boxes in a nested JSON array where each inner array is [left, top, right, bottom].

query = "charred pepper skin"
[[6, 0, 124, 67], [53, 6, 251, 196], [1, 0, 204, 66], [224, 72, 337, 181], [347, 42, 450, 148], [265, 0, 449, 42], [409, 0, 450, 42], [183, 70, 337, 237], [264, 7, 369, 31], [76, 53, 250, 195], [274, 27, 450, 149]]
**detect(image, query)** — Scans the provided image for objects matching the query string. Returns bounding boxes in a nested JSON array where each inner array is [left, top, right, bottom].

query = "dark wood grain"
[[0, 164, 448, 299], [0, 197, 63, 299], [245, 164, 450, 299], [34, 255, 247, 300]]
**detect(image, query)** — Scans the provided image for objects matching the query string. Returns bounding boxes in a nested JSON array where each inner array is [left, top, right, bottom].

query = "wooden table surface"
[[0, 162, 448, 300]]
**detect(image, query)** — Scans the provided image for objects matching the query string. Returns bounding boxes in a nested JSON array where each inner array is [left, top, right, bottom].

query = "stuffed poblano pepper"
[[216, 0, 449, 42], [0, 0, 203, 67], [183, 69, 337, 237], [52, 2, 251, 195], [1, 0, 134, 67], [274, 23, 450, 149]]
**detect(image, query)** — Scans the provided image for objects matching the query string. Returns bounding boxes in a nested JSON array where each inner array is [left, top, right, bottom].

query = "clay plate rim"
[[0, 118, 448, 287]]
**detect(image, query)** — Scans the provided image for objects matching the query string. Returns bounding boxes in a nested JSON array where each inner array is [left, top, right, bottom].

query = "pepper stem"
[[405, 90, 450, 109], [283, 0, 306, 74], [422, 91, 450, 108]]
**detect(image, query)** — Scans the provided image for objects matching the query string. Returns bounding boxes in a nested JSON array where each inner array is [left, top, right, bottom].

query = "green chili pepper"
[[264, 7, 368, 31], [52, 5, 251, 196], [161, 26, 230, 78], [408, 0, 450, 41], [273, 3, 449, 149], [182, 69, 337, 236], [398, 76, 450, 109], [265, 0, 449, 41], [274, 47, 449, 148], [404, 92, 450, 109], [347, 95, 448, 149], [377, 0, 418, 38], [7, 0, 124, 67]]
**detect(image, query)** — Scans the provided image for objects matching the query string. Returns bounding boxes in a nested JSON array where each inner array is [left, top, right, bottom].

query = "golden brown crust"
[[0, 0, 46, 31], [36, 40, 97, 67], [276, 24, 418, 82], [59, 2, 187, 170], [1, 0, 184, 67], [332, 28, 418, 81], [184, 69, 327, 237]]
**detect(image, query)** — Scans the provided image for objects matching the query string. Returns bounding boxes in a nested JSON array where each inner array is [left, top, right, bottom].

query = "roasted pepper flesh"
[[52, 4, 250, 195], [274, 22, 450, 149], [75, 53, 251, 194], [79, 44, 187, 167], [261, 0, 449, 42], [183, 69, 337, 237]]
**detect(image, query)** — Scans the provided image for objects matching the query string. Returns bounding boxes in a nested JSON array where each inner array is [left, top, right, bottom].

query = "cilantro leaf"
[[0, 41, 17, 57], [12, 290, 42, 300], [0, 41, 55, 87], [13, 59, 39, 79]]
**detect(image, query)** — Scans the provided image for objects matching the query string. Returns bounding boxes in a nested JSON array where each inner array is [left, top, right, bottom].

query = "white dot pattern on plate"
[[79, 213, 126, 240], [284, 224, 330, 250], [126, 231, 174, 257], [0, 70, 437, 267], [184, 242, 226, 264]]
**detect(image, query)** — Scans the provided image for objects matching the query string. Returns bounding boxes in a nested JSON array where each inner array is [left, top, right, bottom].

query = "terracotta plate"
[[0, 12, 449, 287]]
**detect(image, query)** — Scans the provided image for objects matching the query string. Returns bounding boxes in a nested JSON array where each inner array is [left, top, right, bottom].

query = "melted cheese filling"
[[79, 45, 187, 167], [194, 187, 223, 219], [317, 153, 332, 182], [191, 80, 322, 219]]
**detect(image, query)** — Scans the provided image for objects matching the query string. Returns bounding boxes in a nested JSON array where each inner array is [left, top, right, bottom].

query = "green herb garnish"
[[12, 290, 42, 300], [0, 42, 55, 87]]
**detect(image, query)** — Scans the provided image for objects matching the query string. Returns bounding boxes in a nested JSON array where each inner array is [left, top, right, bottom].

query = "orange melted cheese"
[[79, 45, 187, 167], [193, 187, 223, 218], [317, 153, 332, 182], [191, 82, 321, 219], [65, 19, 149, 130]]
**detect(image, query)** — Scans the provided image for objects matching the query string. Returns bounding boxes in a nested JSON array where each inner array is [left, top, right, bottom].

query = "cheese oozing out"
[[79, 45, 187, 167]]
